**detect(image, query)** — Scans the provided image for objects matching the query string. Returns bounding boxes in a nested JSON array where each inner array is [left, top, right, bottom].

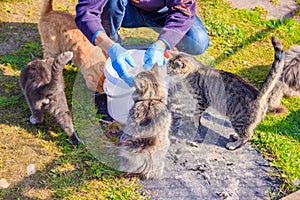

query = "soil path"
[[140, 91, 281, 199], [226, 0, 300, 20]]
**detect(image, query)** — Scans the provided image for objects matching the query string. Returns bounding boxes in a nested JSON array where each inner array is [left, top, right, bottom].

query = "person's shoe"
[[94, 92, 114, 124]]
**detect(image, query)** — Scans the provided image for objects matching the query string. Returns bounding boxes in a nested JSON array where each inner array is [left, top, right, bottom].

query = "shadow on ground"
[[0, 145, 121, 199], [214, 2, 300, 65], [0, 22, 41, 56], [259, 109, 300, 142]]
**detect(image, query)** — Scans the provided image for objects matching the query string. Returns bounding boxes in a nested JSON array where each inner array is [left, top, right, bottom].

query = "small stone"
[[175, 148, 182, 155], [27, 164, 36, 176], [185, 141, 199, 148], [0, 178, 9, 189], [217, 191, 229, 199]]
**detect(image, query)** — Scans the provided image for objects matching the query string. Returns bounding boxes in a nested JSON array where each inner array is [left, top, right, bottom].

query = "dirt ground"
[[138, 78, 281, 199]]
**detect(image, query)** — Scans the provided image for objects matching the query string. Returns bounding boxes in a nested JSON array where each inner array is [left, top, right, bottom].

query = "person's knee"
[[183, 16, 210, 55], [177, 33, 210, 55], [189, 36, 210, 55]]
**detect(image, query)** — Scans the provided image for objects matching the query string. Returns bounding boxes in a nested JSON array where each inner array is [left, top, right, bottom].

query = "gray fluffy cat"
[[19, 51, 81, 145], [166, 37, 285, 150], [268, 44, 300, 114], [118, 64, 172, 179]]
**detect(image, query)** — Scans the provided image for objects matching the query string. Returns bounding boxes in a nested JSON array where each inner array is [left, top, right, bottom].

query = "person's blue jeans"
[[101, 0, 210, 55]]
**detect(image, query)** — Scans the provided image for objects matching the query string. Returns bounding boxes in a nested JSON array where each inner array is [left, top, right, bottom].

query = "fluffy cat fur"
[[38, 0, 106, 92], [118, 64, 172, 179], [268, 44, 300, 115], [166, 37, 285, 150], [19, 52, 81, 145]]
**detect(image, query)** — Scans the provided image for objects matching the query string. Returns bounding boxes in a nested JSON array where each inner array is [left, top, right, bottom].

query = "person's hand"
[[108, 43, 136, 87], [143, 41, 167, 70]]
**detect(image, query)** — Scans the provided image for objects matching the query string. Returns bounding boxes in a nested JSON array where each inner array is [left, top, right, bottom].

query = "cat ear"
[[46, 58, 55, 66], [151, 63, 160, 75], [30, 53, 37, 61]]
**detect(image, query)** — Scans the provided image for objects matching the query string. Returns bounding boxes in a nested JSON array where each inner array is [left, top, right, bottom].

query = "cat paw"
[[29, 115, 37, 124], [229, 133, 239, 141], [69, 132, 82, 145], [226, 140, 244, 150], [63, 51, 73, 59]]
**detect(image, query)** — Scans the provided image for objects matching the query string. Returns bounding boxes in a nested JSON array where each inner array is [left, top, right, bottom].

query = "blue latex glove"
[[143, 41, 167, 70], [108, 43, 136, 87]]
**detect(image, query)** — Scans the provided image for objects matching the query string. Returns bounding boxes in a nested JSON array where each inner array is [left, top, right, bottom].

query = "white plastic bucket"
[[104, 49, 145, 124]]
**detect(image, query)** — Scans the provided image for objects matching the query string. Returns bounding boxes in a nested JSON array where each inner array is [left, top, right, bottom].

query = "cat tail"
[[240, 37, 284, 142], [247, 37, 284, 126], [257, 37, 285, 106], [40, 0, 53, 17]]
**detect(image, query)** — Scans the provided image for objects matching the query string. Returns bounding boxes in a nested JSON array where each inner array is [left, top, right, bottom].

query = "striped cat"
[[118, 64, 172, 179], [19, 52, 81, 145], [166, 37, 285, 150]]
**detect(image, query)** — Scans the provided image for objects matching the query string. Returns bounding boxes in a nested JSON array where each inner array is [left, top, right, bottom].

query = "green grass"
[[0, 0, 300, 198], [252, 98, 300, 193]]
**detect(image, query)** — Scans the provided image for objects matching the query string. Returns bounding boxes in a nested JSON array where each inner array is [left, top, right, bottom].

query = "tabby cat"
[[166, 37, 285, 150], [118, 64, 172, 179], [19, 52, 81, 145], [268, 44, 300, 114]]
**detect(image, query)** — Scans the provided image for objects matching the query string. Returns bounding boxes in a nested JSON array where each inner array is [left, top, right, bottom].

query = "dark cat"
[[118, 64, 172, 179], [166, 37, 285, 150], [19, 52, 81, 145], [268, 44, 300, 115]]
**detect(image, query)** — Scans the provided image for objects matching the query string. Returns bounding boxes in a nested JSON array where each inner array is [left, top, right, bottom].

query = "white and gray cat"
[[117, 64, 172, 179], [166, 37, 285, 150], [19, 51, 81, 145], [268, 44, 300, 114]]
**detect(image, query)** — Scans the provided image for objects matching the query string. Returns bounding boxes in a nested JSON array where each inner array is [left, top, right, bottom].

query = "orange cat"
[[38, 0, 106, 92]]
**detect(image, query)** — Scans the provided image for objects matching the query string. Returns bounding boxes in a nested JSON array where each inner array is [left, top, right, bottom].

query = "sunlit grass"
[[0, 0, 299, 198]]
